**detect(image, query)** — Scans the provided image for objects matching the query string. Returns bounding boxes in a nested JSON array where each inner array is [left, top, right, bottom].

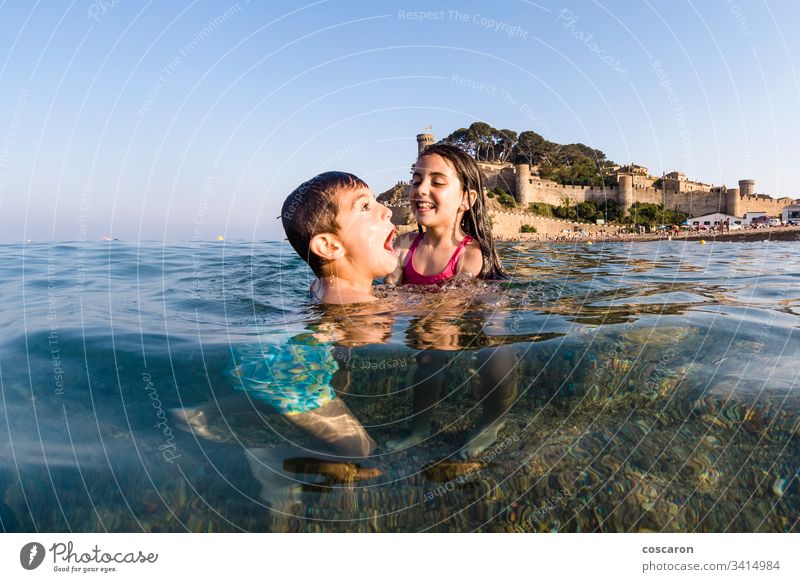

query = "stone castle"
[[413, 132, 797, 219]]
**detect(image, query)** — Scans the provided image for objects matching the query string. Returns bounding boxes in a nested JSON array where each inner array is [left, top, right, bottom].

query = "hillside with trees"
[[438, 121, 617, 187], [379, 123, 691, 227]]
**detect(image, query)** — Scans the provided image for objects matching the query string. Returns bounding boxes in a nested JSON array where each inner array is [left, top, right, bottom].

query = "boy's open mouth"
[[384, 228, 398, 256]]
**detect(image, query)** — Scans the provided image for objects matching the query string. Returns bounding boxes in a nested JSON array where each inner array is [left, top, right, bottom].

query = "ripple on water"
[[0, 240, 797, 532]]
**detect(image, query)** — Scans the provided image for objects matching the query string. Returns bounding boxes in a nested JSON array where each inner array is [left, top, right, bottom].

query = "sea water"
[[0, 240, 797, 532]]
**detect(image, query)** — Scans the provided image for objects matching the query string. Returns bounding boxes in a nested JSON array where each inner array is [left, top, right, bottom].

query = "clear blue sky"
[[1, 0, 798, 242]]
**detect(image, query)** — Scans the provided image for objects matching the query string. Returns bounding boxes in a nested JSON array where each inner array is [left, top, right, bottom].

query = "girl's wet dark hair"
[[281, 171, 368, 277], [417, 144, 510, 280]]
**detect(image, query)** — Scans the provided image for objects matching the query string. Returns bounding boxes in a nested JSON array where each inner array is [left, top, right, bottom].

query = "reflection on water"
[[0, 240, 797, 532]]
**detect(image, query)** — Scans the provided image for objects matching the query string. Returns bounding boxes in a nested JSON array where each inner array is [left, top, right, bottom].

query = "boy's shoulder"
[[311, 279, 377, 305]]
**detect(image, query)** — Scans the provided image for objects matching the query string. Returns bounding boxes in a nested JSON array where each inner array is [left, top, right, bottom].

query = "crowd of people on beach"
[[500, 220, 800, 243]]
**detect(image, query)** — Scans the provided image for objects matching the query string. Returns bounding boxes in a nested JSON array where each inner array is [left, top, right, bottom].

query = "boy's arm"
[[384, 231, 414, 285]]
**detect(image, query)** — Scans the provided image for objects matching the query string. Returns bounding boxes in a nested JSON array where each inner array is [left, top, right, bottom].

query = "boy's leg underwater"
[[287, 398, 376, 457]]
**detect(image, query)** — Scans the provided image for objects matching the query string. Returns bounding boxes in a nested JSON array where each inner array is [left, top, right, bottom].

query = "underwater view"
[[0, 239, 798, 533]]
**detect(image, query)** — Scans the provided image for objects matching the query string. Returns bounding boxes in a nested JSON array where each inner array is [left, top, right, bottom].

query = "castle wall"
[[488, 211, 610, 238], [478, 162, 516, 195], [517, 177, 664, 211], [663, 179, 711, 193], [391, 208, 612, 239], [416, 133, 434, 156], [726, 188, 742, 217], [739, 179, 755, 198], [630, 187, 662, 206], [502, 172, 796, 220], [518, 179, 620, 206], [408, 133, 794, 225], [739, 195, 794, 217], [664, 190, 726, 217]]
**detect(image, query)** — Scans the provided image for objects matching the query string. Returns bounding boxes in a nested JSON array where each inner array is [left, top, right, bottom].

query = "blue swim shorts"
[[229, 332, 339, 415]]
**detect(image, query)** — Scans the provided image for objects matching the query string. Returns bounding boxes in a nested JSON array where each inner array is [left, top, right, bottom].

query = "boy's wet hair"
[[418, 144, 510, 279], [281, 171, 368, 277]]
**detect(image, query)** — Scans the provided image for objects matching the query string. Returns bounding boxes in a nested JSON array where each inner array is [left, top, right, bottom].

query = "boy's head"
[[282, 171, 397, 279]]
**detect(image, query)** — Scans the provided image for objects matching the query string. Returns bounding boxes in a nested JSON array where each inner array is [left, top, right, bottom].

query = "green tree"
[[528, 202, 555, 217], [442, 123, 619, 188], [468, 121, 494, 161], [576, 200, 597, 222], [512, 130, 558, 166], [495, 129, 518, 162], [624, 202, 688, 226], [494, 186, 516, 207], [439, 127, 472, 154], [593, 198, 620, 222], [554, 197, 577, 220]]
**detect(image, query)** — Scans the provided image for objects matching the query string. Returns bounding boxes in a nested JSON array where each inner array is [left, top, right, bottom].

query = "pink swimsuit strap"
[[403, 232, 474, 285]]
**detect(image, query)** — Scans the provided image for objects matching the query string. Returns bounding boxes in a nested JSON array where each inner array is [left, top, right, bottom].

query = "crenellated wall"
[[487, 211, 610, 238], [517, 179, 620, 207], [738, 194, 795, 217]]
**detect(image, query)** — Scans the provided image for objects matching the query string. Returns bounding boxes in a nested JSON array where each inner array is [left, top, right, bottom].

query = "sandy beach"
[[498, 224, 800, 244]]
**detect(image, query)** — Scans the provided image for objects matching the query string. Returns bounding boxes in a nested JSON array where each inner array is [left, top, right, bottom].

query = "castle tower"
[[416, 133, 435, 156], [726, 187, 742, 217], [514, 162, 531, 205], [739, 179, 755, 198], [618, 173, 634, 216]]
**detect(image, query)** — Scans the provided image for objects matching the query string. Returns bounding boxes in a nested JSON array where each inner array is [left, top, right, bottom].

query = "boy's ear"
[[309, 232, 344, 263], [460, 189, 478, 211]]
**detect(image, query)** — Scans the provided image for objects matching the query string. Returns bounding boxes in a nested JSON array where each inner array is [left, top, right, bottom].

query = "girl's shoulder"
[[457, 237, 484, 277], [463, 236, 481, 250], [461, 236, 482, 257], [394, 231, 419, 250]]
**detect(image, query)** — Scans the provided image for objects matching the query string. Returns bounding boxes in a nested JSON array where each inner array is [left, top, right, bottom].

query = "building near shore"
[[689, 213, 743, 229], [782, 204, 800, 224]]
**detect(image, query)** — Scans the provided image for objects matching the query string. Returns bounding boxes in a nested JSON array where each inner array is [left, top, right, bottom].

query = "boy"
[[174, 172, 396, 459], [282, 171, 398, 304]]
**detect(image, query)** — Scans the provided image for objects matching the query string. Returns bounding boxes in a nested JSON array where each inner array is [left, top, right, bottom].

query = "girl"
[[386, 144, 518, 458], [387, 143, 509, 285]]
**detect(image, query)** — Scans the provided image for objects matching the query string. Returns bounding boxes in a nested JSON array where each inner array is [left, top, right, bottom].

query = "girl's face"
[[409, 153, 472, 229]]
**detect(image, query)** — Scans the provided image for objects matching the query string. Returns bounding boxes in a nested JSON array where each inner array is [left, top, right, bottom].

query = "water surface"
[[0, 240, 797, 532]]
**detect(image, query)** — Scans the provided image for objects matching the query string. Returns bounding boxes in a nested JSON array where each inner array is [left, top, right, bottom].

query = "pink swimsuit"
[[402, 233, 473, 285]]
